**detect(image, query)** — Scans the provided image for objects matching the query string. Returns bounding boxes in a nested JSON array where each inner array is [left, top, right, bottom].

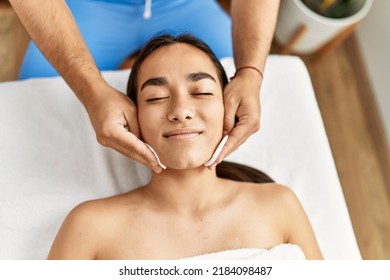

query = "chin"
[[161, 157, 207, 170], [158, 149, 212, 170], [154, 142, 212, 169]]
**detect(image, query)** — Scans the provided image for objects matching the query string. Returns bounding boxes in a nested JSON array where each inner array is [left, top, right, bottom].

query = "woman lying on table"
[[48, 34, 323, 260]]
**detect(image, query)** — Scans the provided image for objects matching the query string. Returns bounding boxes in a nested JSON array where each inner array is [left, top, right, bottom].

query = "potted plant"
[[274, 0, 373, 54]]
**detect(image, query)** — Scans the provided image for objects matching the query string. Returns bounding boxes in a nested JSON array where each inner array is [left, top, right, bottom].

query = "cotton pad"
[[145, 143, 167, 170], [204, 135, 229, 167]]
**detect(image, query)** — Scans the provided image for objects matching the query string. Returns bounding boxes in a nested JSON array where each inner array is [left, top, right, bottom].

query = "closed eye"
[[146, 96, 170, 102], [191, 92, 214, 97]]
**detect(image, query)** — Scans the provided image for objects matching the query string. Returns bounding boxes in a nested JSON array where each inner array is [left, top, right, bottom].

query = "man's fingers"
[[124, 107, 141, 139], [208, 117, 260, 170], [101, 128, 162, 173], [207, 131, 240, 170], [223, 98, 238, 134]]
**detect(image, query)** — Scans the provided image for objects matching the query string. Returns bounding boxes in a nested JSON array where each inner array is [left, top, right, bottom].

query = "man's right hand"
[[8, 1, 161, 172], [85, 86, 162, 173]]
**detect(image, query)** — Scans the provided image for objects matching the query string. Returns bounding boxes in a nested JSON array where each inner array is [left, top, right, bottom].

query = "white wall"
[[356, 0, 390, 146]]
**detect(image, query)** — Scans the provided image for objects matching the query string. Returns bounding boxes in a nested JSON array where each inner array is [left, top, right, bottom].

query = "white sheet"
[[0, 56, 361, 259]]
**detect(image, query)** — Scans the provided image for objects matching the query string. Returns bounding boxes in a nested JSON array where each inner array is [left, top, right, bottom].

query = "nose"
[[167, 96, 195, 122]]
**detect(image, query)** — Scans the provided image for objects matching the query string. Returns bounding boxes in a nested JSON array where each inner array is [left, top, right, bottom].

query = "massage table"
[[0, 56, 361, 259]]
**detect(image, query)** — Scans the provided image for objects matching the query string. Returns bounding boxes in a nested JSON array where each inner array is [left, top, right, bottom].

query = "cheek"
[[205, 100, 225, 132], [138, 106, 162, 143]]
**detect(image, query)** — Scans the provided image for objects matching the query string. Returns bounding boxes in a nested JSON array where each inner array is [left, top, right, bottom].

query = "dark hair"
[[217, 161, 273, 183], [126, 34, 273, 184], [127, 34, 228, 105]]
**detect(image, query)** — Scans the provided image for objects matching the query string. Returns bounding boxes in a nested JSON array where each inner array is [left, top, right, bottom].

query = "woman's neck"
[[143, 166, 229, 215]]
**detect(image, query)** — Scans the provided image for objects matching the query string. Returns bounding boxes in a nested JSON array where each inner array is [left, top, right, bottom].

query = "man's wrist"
[[231, 67, 263, 87], [72, 74, 111, 108], [233, 66, 263, 80]]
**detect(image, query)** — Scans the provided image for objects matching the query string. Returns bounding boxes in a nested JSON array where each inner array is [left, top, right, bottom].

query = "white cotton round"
[[145, 143, 167, 170], [204, 135, 229, 167]]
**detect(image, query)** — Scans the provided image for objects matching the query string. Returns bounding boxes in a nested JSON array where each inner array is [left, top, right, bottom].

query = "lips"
[[163, 128, 203, 139]]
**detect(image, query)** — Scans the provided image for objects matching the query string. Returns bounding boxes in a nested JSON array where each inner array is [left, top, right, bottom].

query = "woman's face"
[[136, 43, 224, 169]]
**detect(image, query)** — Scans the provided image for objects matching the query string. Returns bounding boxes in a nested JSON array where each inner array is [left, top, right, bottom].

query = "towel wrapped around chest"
[[181, 244, 306, 260]]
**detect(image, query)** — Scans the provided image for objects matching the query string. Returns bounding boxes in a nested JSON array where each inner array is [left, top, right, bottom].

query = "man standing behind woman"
[[9, 0, 280, 173]]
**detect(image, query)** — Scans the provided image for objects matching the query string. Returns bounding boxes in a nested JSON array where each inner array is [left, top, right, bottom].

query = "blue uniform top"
[[20, 0, 233, 79]]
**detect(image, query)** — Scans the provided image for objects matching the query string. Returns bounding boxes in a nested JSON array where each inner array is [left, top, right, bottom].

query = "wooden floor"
[[311, 38, 390, 259], [1, 2, 389, 259], [271, 36, 390, 259]]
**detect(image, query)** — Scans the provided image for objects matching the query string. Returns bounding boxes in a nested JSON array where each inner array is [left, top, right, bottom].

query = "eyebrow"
[[187, 72, 216, 83], [140, 72, 216, 91], [141, 77, 168, 91]]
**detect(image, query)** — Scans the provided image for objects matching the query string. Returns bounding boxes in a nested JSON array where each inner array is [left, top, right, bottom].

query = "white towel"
[[181, 244, 306, 260]]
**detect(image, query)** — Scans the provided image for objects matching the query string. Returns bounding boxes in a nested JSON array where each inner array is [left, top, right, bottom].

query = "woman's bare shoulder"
[[48, 188, 147, 259], [53, 188, 147, 242], [69, 187, 147, 218], [235, 181, 297, 200], [230, 181, 302, 213]]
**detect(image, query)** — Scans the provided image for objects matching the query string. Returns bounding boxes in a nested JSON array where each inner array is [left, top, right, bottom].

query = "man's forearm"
[[9, 0, 106, 106], [231, 0, 280, 71]]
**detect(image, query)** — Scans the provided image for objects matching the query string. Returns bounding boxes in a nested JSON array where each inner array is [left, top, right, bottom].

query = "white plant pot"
[[275, 0, 373, 54]]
